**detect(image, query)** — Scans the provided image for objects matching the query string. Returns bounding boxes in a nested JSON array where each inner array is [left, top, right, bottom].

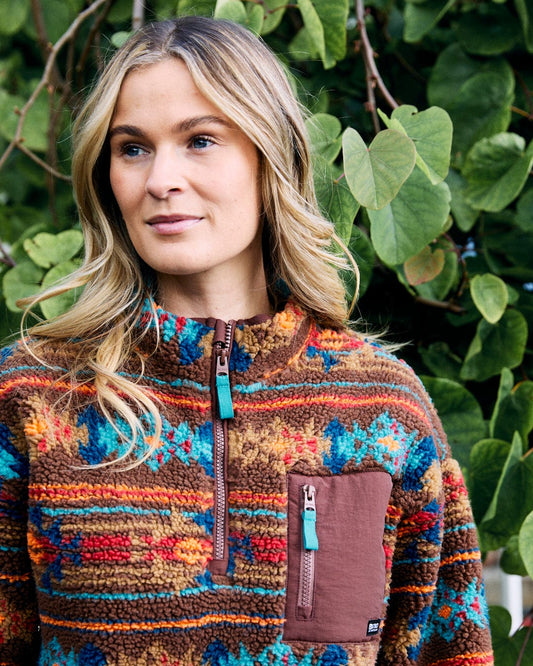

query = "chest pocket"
[[283, 471, 392, 644]]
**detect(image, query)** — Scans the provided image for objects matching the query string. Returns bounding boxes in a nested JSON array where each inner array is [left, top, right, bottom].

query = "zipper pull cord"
[[302, 484, 319, 551], [215, 346, 234, 419]]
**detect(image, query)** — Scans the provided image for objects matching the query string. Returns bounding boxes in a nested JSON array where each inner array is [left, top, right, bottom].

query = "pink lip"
[[146, 214, 202, 235]]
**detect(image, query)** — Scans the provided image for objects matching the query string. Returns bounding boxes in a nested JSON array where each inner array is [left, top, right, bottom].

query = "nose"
[[145, 148, 186, 199]]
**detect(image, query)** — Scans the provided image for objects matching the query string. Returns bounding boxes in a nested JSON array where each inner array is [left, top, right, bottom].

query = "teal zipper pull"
[[216, 351, 234, 419], [302, 484, 318, 550]]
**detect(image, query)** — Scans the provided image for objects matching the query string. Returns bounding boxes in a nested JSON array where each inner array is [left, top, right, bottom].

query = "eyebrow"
[[108, 115, 231, 139]]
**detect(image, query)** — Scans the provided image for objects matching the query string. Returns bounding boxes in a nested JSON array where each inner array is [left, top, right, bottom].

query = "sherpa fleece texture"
[[0, 300, 493, 665]]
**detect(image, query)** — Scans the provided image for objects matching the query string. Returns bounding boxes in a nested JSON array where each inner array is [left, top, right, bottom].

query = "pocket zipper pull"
[[302, 484, 319, 551]]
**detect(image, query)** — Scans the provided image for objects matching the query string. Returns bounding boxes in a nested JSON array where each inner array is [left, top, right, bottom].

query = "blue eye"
[[191, 136, 213, 150], [122, 144, 146, 158]]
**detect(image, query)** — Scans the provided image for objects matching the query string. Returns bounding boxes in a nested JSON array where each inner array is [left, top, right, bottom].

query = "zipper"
[[297, 484, 318, 618], [210, 320, 235, 574]]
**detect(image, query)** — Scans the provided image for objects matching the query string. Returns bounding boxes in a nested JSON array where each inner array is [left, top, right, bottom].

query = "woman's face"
[[108, 58, 263, 292]]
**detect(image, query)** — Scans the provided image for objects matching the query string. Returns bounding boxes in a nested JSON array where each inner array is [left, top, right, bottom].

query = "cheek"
[[109, 164, 139, 213]]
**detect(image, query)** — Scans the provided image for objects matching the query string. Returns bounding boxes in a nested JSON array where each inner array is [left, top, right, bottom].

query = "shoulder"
[[0, 337, 72, 396], [304, 320, 450, 458]]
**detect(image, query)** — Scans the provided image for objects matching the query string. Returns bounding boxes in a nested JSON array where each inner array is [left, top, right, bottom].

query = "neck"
[[156, 267, 272, 321]]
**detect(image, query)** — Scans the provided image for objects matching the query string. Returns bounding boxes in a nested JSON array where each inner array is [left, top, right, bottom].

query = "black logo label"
[[367, 619, 381, 635]]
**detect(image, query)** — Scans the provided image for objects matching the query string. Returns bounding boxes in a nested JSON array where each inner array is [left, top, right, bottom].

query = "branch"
[[132, 0, 145, 30], [414, 295, 466, 314], [0, 242, 16, 268], [17, 143, 72, 182], [76, 0, 114, 80], [30, 0, 64, 89], [355, 0, 398, 133], [0, 0, 109, 173]]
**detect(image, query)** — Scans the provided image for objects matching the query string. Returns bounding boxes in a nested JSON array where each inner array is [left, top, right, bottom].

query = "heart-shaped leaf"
[[470, 273, 508, 323], [23, 230, 83, 269], [343, 128, 416, 210], [404, 245, 445, 285]]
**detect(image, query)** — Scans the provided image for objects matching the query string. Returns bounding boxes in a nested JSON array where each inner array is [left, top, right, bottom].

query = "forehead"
[[112, 59, 218, 122]]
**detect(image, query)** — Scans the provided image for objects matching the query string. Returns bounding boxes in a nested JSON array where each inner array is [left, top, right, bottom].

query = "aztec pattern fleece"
[[0, 300, 494, 665]]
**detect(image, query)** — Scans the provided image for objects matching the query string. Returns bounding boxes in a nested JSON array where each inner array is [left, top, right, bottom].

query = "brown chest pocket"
[[283, 471, 392, 644]]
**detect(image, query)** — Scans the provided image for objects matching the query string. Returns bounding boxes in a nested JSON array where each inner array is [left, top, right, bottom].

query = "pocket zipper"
[[297, 484, 318, 619]]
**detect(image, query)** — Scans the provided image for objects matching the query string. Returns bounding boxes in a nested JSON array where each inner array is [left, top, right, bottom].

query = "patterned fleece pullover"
[[0, 300, 493, 665]]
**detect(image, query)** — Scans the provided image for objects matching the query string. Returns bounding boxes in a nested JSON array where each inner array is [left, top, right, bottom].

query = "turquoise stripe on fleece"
[[228, 508, 287, 520], [0, 364, 55, 378], [0, 545, 25, 553], [38, 583, 285, 602], [40, 506, 171, 517], [444, 522, 476, 534], [233, 379, 424, 395], [119, 371, 209, 392], [232, 378, 446, 453], [394, 556, 439, 566]]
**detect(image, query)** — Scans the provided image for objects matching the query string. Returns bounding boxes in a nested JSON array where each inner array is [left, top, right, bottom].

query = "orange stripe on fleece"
[[29, 483, 213, 508], [41, 612, 284, 633]]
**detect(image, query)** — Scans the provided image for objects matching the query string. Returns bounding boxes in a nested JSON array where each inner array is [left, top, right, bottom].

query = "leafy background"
[[0, 0, 532, 661]]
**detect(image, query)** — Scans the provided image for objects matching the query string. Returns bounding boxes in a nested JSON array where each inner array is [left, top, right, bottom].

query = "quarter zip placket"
[[209, 319, 235, 576]]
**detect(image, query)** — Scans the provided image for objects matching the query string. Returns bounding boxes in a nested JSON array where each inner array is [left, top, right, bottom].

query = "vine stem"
[[517, 622, 532, 665], [132, 0, 145, 30], [0, 0, 108, 173], [355, 0, 398, 133]]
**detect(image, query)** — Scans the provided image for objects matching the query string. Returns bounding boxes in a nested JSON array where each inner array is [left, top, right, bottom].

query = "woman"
[[0, 16, 493, 666]]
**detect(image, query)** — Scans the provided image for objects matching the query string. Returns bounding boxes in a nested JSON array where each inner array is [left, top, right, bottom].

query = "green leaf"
[[245, 3, 264, 33], [2, 260, 44, 312], [480, 432, 533, 550], [450, 72, 514, 156], [0, 85, 53, 154], [500, 535, 528, 577], [403, 0, 456, 43], [311, 0, 349, 65], [428, 45, 514, 156], [519, 510, 533, 579], [343, 128, 416, 210], [177, 0, 216, 16], [40, 260, 81, 320], [297, 0, 326, 63], [0, 0, 30, 35], [516, 189, 533, 232], [515, 0, 533, 52], [384, 105, 452, 185], [110, 31, 131, 49], [422, 376, 486, 467], [446, 168, 479, 232], [470, 273, 508, 324], [463, 133, 533, 212], [404, 246, 445, 286], [23, 230, 83, 269], [261, 0, 287, 34], [461, 309, 528, 382], [24, 0, 76, 44], [306, 113, 343, 164], [214, 0, 247, 24], [367, 168, 450, 265], [489, 368, 514, 437], [469, 439, 511, 524], [345, 226, 374, 300], [454, 4, 520, 56], [412, 237, 458, 301], [489, 605, 533, 666], [419, 341, 463, 382], [491, 377, 533, 446], [313, 158, 359, 245]]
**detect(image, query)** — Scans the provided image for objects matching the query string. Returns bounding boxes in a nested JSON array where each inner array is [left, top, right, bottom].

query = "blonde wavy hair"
[[22, 16, 357, 466]]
